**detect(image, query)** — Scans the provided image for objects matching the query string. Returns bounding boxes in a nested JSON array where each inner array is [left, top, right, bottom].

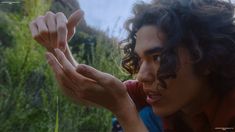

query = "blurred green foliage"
[[0, 0, 129, 131]]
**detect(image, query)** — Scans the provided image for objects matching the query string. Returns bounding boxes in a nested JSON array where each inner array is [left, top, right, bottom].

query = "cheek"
[[168, 83, 199, 107], [164, 76, 202, 110], [153, 55, 203, 116], [167, 62, 202, 106], [153, 87, 199, 116], [152, 76, 202, 116]]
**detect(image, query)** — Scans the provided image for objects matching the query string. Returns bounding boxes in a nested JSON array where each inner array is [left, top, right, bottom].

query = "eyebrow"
[[144, 47, 163, 55]]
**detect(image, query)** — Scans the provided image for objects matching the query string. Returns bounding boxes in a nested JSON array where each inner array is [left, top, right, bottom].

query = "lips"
[[146, 93, 162, 105]]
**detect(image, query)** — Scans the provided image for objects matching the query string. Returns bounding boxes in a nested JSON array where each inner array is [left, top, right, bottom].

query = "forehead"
[[135, 25, 165, 55]]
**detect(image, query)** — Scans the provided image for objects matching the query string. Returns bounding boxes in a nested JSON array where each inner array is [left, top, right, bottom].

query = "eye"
[[153, 54, 161, 62]]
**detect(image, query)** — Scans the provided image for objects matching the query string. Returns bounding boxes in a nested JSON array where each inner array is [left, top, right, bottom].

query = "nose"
[[136, 61, 156, 83]]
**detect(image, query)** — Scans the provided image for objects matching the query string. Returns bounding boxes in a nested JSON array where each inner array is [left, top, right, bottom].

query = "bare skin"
[[29, 10, 82, 66], [29, 10, 148, 132], [135, 25, 213, 130], [29, 7, 215, 131]]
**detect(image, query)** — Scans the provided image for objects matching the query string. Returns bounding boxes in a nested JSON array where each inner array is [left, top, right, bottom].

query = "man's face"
[[135, 25, 209, 116]]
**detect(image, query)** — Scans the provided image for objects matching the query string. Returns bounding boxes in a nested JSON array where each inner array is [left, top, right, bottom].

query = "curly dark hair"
[[121, 0, 235, 96]]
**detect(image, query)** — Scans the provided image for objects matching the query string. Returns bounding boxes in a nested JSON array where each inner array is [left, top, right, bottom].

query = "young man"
[[29, 0, 235, 131]]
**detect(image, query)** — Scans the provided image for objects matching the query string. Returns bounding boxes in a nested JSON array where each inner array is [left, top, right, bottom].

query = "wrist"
[[114, 96, 148, 132]]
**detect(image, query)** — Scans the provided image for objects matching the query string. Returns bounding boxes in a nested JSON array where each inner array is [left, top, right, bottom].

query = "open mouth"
[[146, 93, 162, 104]]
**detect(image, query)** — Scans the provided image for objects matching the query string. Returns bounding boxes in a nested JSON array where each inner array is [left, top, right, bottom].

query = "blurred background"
[[0, 0, 234, 131], [0, 0, 148, 131]]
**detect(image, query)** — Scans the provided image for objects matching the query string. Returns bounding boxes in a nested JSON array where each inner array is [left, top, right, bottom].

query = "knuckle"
[[79, 64, 87, 69], [57, 25, 66, 32], [56, 12, 65, 16], [37, 16, 44, 20], [56, 12, 67, 23], [45, 11, 55, 20], [77, 64, 88, 72], [46, 11, 54, 16]]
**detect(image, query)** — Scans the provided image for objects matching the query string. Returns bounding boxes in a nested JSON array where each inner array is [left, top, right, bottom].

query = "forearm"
[[114, 98, 148, 132]]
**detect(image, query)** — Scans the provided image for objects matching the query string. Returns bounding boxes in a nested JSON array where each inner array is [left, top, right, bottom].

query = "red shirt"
[[124, 80, 235, 131]]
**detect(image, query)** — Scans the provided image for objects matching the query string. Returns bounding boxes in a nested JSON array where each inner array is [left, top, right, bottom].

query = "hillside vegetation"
[[0, 0, 129, 131]]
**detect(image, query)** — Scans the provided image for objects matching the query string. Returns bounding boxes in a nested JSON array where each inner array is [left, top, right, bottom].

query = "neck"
[[179, 84, 216, 131]]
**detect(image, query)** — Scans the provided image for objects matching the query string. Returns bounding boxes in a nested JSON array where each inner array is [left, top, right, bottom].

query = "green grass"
[[0, 0, 129, 131]]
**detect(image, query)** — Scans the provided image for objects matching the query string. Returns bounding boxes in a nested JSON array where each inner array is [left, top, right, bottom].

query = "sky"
[[78, 0, 151, 39], [78, 0, 235, 40]]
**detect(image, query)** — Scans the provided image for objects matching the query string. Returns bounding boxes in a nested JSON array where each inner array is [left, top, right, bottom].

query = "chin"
[[152, 105, 178, 117]]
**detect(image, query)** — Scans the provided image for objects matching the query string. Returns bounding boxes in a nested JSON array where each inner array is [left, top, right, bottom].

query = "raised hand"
[[45, 48, 133, 113], [45, 48, 147, 132], [29, 10, 84, 52]]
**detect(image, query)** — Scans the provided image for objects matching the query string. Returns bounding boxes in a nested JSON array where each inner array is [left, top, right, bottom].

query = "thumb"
[[76, 64, 114, 85], [76, 64, 127, 98], [67, 10, 84, 40]]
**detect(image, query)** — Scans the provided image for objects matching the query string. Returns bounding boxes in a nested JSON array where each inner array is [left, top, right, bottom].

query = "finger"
[[76, 64, 114, 85], [29, 20, 47, 45], [54, 49, 100, 92], [54, 48, 75, 70], [54, 48, 87, 84], [45, 52, 82, 101], [67, 10, 84, 40], [53, 49, 102, 106], [45, 11, 57, 49], [56, 12, 68, 52], [59, 78, 97, 106], [57, 73, 81, 101], [45, 52, 96, 106], [45, 52, 63, 76], [36, 16, 50, 42]]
